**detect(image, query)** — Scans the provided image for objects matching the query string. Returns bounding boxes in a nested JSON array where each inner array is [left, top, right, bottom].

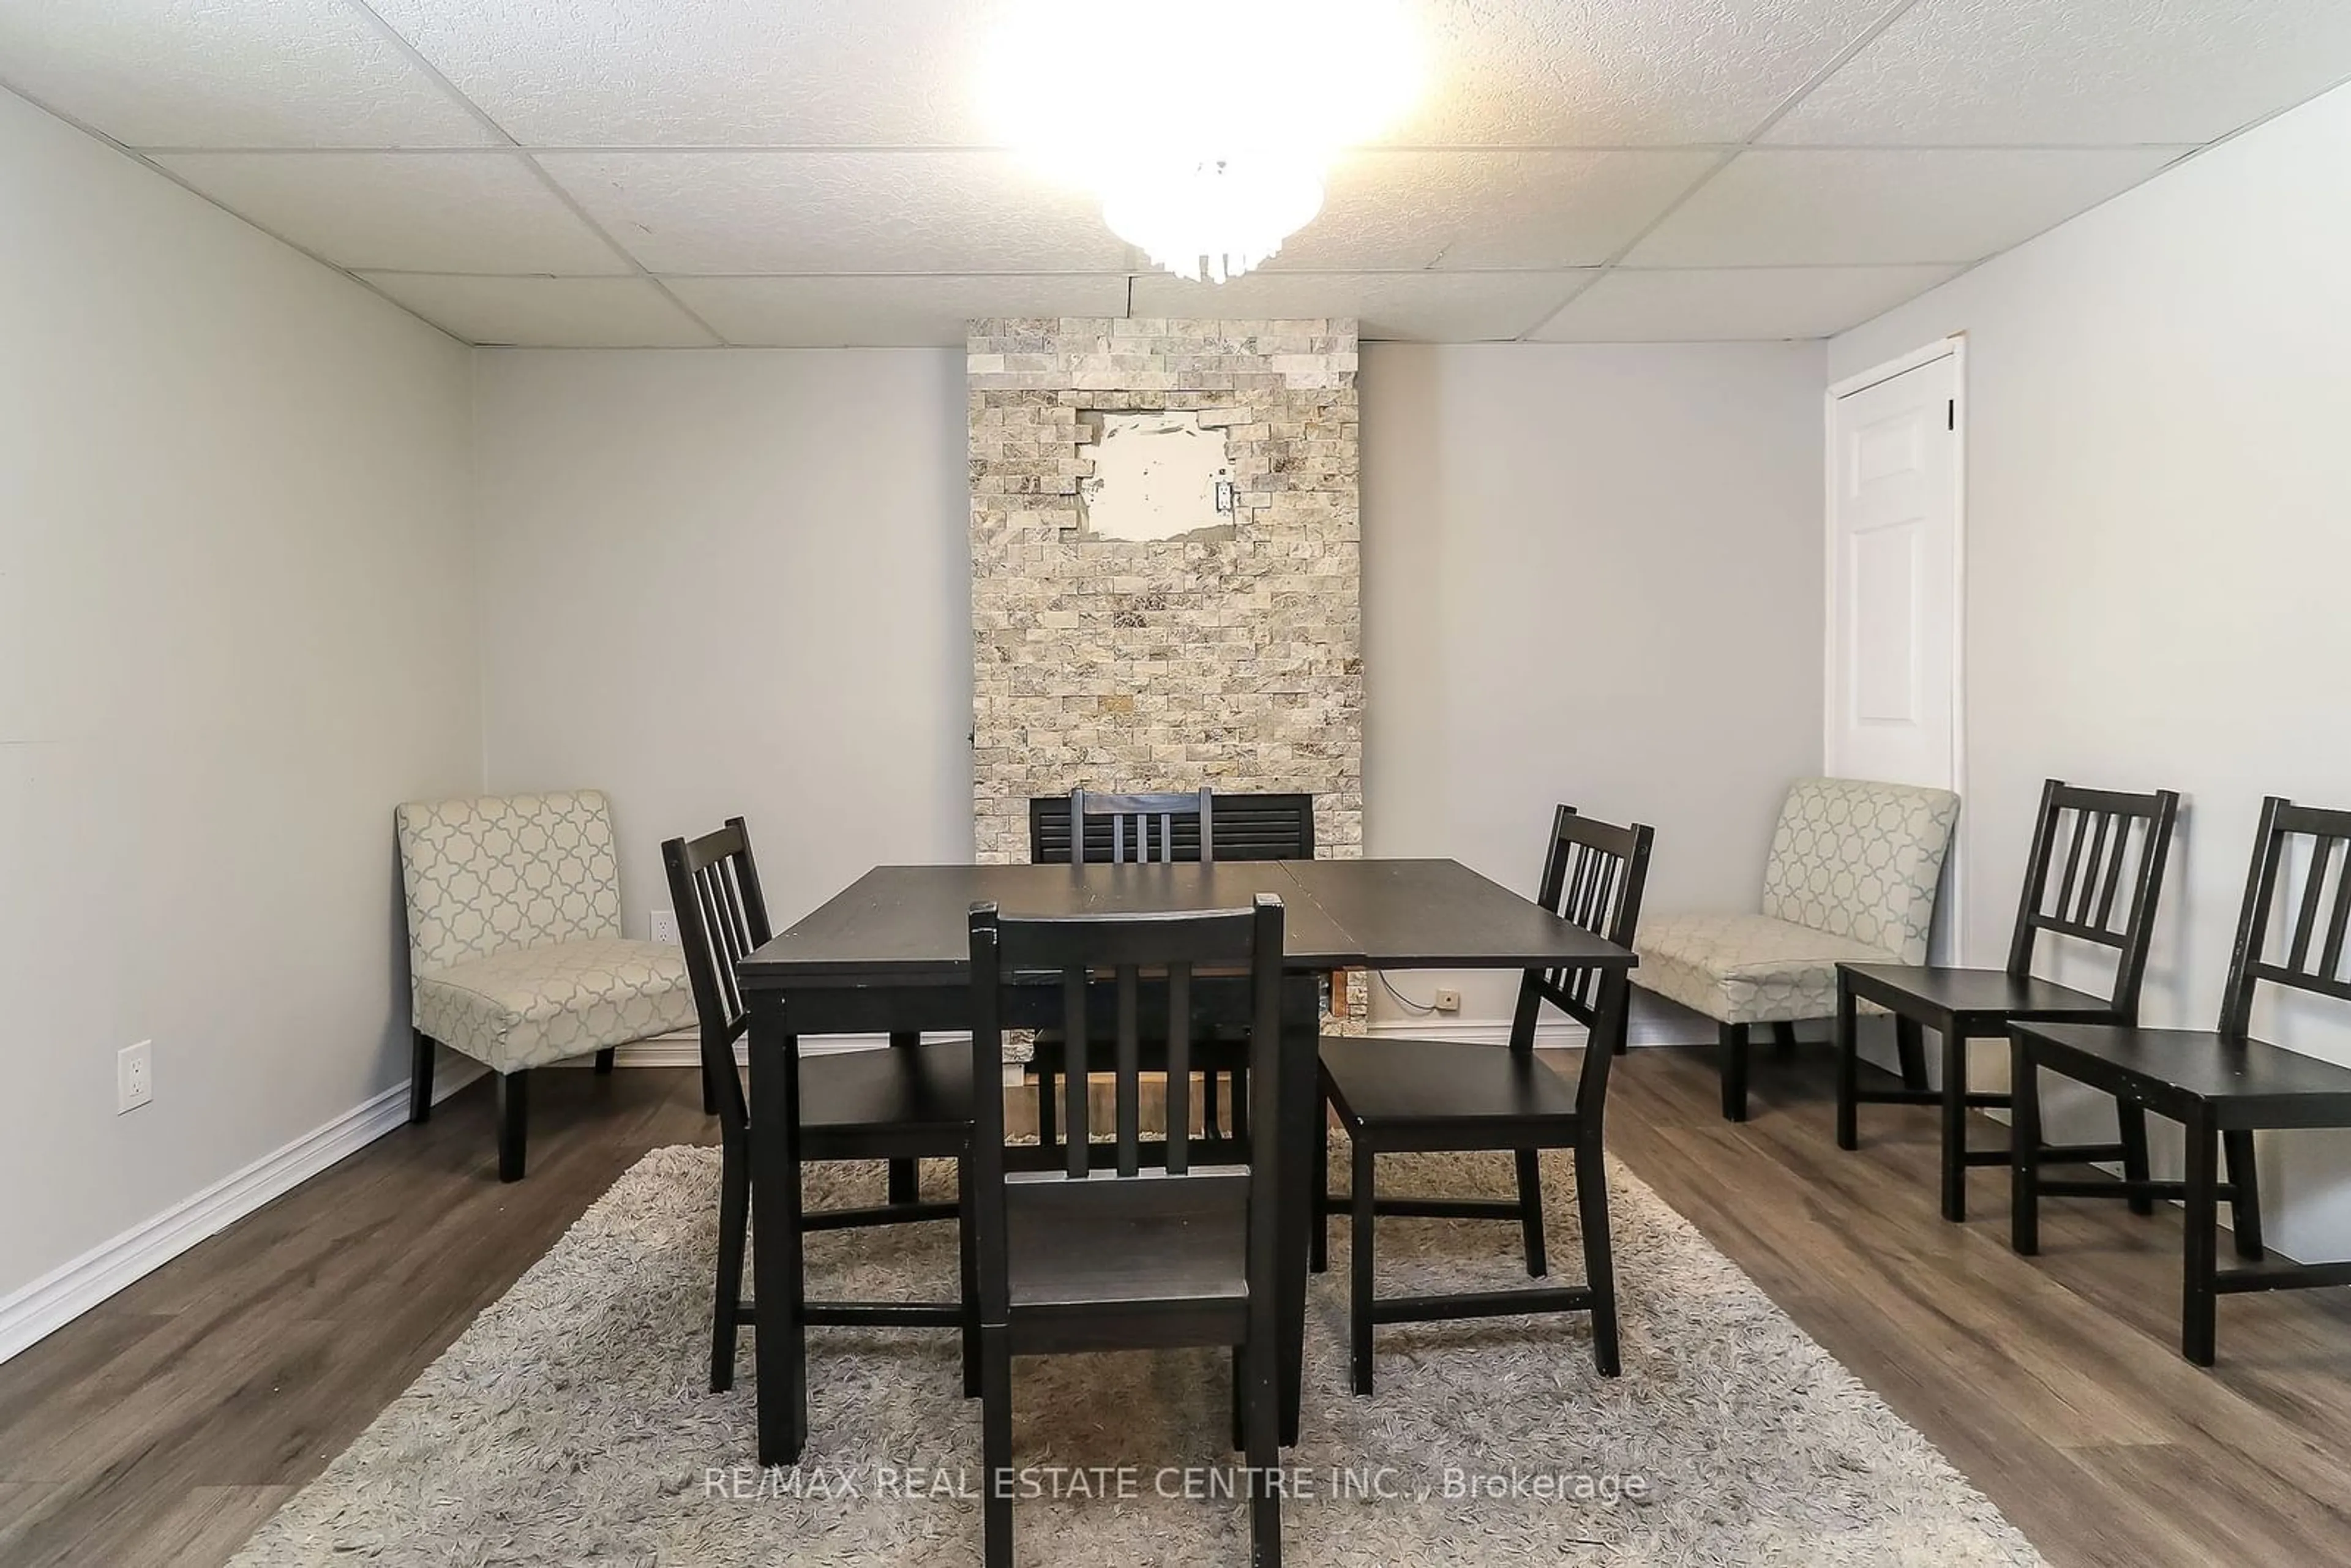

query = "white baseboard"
[[0, 1059, 483, 1367]]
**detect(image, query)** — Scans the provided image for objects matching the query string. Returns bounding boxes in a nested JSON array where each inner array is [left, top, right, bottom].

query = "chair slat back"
[[1512, 806, 1654, 1122], [1528, 806, 1654, 1025], [661, 817, 773, 1134], [1068, 788, 1215, 865], [2221, 797, 2351, 1034], [1029, 790, 1313, 863], [967, 898, 1284, 1322], [2007, 780, 2180, 1012]]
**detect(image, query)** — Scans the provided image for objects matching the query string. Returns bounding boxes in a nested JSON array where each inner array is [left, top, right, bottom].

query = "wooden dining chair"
[[1315, 806, 1652, 1393], [1029, 785, 1259, 1151], [1029, 789, 1315, 868], [2012, 796, 2351, 1365], [662, 819, 977, 1395], [1837, 779, 2180, 1222], [967, 896, 1286, 1568]]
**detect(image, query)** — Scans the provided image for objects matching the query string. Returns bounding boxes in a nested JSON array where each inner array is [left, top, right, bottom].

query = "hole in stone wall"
[[1074, 410, 1237, 542]]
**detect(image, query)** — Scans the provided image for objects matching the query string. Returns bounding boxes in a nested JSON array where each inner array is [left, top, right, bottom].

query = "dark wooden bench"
[[2011, 795, 2351, 1365]]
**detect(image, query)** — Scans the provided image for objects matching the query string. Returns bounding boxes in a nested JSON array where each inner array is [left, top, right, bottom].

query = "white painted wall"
[[471, 350, 975, 937], [1361, 342, 1829, 1031], [0, 90, 479, 1303], [472, 342, 1828, 1038], [1830, 81, 2351, 1258]]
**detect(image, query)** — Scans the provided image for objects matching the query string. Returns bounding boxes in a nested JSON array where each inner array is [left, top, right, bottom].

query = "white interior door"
[[1826, 348, 1961, 795], [1827, 344, 1964, 962]]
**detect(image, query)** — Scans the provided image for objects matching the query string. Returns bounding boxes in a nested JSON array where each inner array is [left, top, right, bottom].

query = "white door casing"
[[1826, 338, 1965, 950]]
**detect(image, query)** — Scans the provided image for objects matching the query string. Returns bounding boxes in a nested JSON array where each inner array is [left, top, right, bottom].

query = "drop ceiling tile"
[[359, 274, 719, 346], [666, 274, 1131, 347], [1531, 264, 1962, 341], [1273, 150, 1720, 271], [1397, 0, 1900, 144], [1624, 148, 2186, 266], [1130, 270, 1595, 342], [1767, 0, 2351, 146], [149, 152, 631, 274], [0, 0, 491, 148], [369, 0, 997, 145], [538, 151, 1134, 274]]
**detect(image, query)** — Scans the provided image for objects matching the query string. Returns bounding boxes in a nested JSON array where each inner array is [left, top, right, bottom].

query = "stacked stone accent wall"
[[967, 317, 1363, 868]]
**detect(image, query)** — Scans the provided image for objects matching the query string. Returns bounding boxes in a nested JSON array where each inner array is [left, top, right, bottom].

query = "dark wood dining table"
[[735, 857, 1638, 1466]]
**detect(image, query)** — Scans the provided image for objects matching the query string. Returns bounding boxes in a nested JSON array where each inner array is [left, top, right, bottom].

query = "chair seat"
[[1319, 1035, 1578, 1130], [1004, 1171, 1250, 1348], [1637, 912, 1897, 1025], [802, 1040, 974, 1141], [414, 938, 696, 1074], [1842, 963, 2115, 1029], [2015, 1023, 2351, 1125]]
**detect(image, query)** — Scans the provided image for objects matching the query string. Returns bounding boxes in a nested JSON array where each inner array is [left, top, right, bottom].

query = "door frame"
[[1823, 333, 1968, 958]]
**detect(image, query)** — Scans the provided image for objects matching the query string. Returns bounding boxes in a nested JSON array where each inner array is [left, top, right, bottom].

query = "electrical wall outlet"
[[118, 1041, 154, 1113], [649, 909, 680, 945], [1433, 988, 1462, 1013]]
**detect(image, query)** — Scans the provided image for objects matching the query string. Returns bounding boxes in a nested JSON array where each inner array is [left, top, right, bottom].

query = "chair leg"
[[1718, 1022, 1750, 1122], [2118, 1103, 2154, 1216], [1513, 1149, 1548, 1277], [1245, 1337, 1283, 1567], [2224, 1130, 2265, 1261], [887, 1033, 918, 1202], [1575, 1135, 1621, 1378], [1350, 1137, 1376, 1395], [1229, 1344, 1245, 1452], [593, 1048, 616, 1075], [2182, 1114, 2220, 1366], [958, 1152, 981, 1397], [701, 1051, 719, 1117], [981, 1324, 1014, 1568], [495, 1070, 529, 1182], [2010, 1038, 2042, 1257], [1231, 1065, 1250, 1147], [1036, 1068, 1059, 1157], [1771, 1021, 1798, 1054], [408, 1030, 435, 1125], [1940, 1027, 1969, 1223], [1895, 1016, 1929, 1091], [711, 1130, 749, 1392], [1204, 1070, 1223, 1141], [1834, 983, 1860, 1151], [1310, 1095, 1329, 1275]]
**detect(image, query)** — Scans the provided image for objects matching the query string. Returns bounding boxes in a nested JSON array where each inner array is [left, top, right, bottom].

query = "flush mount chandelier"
[[983, 0, 1423, 284]]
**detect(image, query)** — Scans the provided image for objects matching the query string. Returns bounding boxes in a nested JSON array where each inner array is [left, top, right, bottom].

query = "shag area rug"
[[233, 1145, 2044, 1567]]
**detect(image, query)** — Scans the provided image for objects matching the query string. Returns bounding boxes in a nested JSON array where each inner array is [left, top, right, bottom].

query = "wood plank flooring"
[[2, 1048, 2349, 1566]]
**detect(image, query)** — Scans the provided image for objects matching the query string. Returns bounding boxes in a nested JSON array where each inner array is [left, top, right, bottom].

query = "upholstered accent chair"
[[397, 790, 697, 1180], [1636, 777, 1960, 1122]]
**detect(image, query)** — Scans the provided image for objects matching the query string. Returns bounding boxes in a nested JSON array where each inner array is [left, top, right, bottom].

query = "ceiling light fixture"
[[983, 0, 1422, 285]]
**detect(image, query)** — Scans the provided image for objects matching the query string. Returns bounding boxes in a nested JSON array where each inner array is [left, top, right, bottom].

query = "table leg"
[[1275, 975, 1318, 1446], [749, 1000, 808, 1466]]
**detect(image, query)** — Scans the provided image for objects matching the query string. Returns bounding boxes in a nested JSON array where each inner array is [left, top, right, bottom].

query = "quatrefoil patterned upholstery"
[[396, 790, 695, 1074], [1638, 778, 1960, 1026]]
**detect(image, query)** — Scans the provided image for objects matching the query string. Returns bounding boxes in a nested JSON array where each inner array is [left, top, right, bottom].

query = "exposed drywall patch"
[[1076, 410, 1236, 542]]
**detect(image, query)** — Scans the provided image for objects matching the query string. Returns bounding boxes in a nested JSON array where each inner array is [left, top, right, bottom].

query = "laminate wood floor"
[[2, 1049, 2347, 1567]]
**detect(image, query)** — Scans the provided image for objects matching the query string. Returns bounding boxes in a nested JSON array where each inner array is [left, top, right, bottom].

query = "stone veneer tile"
[[968, 318, 1363, 876]]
